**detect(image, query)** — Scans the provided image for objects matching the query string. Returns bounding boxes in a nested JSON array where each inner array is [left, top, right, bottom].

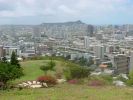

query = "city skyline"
[[0, 0, 133, 25]]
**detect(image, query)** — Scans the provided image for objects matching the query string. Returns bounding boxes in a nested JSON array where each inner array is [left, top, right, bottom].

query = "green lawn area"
[[14, 60, 65, 83], [1, 84, 133, 100], [1, 60, 133, 100]]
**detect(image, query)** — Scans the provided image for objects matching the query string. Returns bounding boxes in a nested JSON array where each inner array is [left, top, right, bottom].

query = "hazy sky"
[[0, 0, 133, 25]]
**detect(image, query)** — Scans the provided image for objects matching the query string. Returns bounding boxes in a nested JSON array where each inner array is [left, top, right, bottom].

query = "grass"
[[13, 60, 65, 83], [1, 60, 133, 100], [1, 84, 133, 100]]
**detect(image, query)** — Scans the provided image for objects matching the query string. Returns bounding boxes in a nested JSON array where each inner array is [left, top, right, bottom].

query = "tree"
[[40, 65, 50, 75], [10, 51, 20, 68], [64, 63, 91, 80], [0, 62, 23, 89], [87, 57, 94, 67], [107, 63, 113, 68], [47, 60, 56, 71], [2, 57, 7, 63], [40, 59, 56, 75], [78, 57, 87, 66]]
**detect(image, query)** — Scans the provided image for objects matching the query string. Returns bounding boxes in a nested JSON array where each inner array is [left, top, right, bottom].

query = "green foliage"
[[116, 75, 127, 83], [0, 62, 23, 89], [64, 63, 91, 80], [2, 57, 7, 63], [78, 57, 87, 66], [29, 56, 66, 62], [63, 68, 71, 80], [127, 72, 133, 86], [88, 80, 105, 86], [40, 60, 56, 75], [107, 63, 113, 68], [73, 57, 94, 67], [55, 72, 62, 79], [89, 75, 113, 85], [47, 60, 56, 71], [40, 65, 50, 75], [87, 57, 94, 67], [100, 75, 113, 84], [1, 84, 133, 99], [11, 51, 20, 67]]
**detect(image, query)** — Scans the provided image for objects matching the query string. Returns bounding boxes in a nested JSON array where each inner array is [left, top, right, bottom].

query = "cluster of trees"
[[64, 63, 91, 80], [0, 51, 23, 89], [40, 57, 91, 81], [74, 57, 94, 67]]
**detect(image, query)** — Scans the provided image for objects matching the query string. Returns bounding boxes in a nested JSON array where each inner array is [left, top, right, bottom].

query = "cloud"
[[0, 0, 132, 24]]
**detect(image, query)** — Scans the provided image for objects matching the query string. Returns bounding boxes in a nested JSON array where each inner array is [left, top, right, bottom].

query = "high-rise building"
[[94, 45, 105, 59], [129, 51, 133, 72], [87, 25, 94, 37], [84, 36, 90, 49], [0, 45, 4, 58], [113, 54, 129, 74]]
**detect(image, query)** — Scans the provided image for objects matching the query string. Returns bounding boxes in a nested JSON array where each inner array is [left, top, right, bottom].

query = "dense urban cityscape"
[[1, 20, 133, 74], [1, 0, 133, 99]]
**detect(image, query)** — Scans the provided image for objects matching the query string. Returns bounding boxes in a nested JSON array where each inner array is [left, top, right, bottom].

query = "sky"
[[0, 0, 133, 25]]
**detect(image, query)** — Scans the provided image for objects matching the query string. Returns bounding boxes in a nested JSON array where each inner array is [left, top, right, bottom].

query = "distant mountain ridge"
[[41, 20, 85, 25], [0, 20, 94, 38]]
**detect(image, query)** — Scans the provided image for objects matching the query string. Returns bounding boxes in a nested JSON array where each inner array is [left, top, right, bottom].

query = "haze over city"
[[1, 0, 133, 100], [0, 0, 133, 24]]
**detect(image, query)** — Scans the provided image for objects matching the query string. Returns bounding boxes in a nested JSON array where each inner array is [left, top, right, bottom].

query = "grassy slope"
[[1, 60, 133, 100], [14, 60, 65, 83], [1, 84, 133, 100]]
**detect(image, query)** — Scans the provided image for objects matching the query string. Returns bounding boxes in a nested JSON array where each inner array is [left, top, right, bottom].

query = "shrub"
[[40, 65, 50, 75], [126, 72, 133, 86], [0, 62, 23, 89], [88, 80, 105, 86], [100, 75, 113, 84], [89, 75, 113, 85], [116, 75, 127, 83], [68, 79, 78, 84], [30, 56, 46, 60], [64, 63, 91, 80], [10, 51, 20, 68], [37, 75, 57, 85], [40, 60, 56, 75], [0, 82, 5, 90], [55, 72, 62, 79]]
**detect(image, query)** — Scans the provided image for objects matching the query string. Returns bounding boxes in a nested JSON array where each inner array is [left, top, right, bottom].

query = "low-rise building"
[[3, 46, 20, 58]]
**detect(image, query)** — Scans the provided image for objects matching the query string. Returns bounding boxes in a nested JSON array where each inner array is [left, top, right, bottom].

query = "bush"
[[10, 51, 20, 68], [37, 75, 57, 86], [0, 82, 5, 90], [40, 60, 56, 75], [88, 75, 113, 85], [116, 75, 127, 83], [30, 56, 44, 60], [64, 63, 91, 80], [55, 72, 62, 79], [68, 79, 78, 84], [127, 72, 133, 86], [0, 62, 23, 89], [88, 80, 105, 86], [67, 79, 85, 85], [100, 75, 113, 84], [40, 65, 50, 75]]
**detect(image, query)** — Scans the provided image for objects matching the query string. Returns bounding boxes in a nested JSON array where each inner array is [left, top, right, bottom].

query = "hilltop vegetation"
[[1, 58, 133, 100]]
